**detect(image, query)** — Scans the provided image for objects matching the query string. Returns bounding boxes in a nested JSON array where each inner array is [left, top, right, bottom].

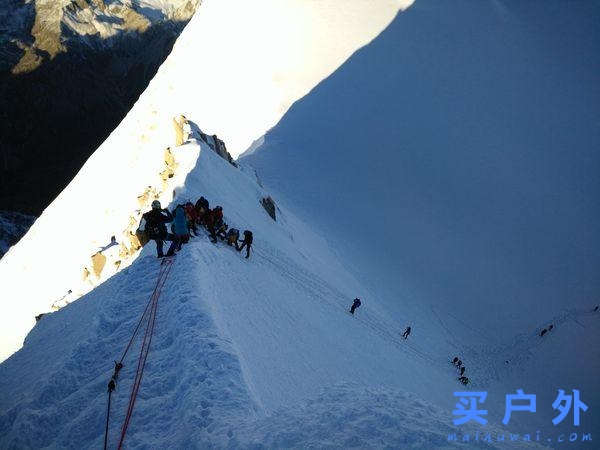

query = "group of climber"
[[140, 198, 253, 259], [452, 356, 469, 385], [344, 301, 600, 388]]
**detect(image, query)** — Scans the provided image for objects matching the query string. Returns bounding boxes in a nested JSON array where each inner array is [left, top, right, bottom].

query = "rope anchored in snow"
[[103, 256, 175, 450], [108, 362, 123, 392], [104, 361, 123, 449]]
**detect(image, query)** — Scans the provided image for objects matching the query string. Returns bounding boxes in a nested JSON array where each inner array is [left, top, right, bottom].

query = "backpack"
[[204, 210, 215, 227], [195, 197, 209, 212], [141, 213, 162, 237], [173, 206, 188, 235], [135, 228, 149, 247]]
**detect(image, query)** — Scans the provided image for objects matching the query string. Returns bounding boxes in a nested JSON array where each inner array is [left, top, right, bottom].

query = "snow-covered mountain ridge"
[[1, 0, 598, 447], [0, 0, 412, 363]]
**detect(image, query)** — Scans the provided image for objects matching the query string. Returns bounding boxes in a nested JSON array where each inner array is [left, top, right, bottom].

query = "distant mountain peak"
[[9, 0, 200, 74]]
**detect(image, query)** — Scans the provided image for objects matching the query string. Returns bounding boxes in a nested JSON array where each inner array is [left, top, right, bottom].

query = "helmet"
[[151, 200, 161, 210]]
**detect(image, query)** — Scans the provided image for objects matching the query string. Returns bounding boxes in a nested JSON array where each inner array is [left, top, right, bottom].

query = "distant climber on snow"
[[206, 206, 224, 243], [349, 298, 362, 315], [238, 230, 253, 259], [141, 200, 176, 258], [540, 328, 548, 337], [452, 357, 463, 369], [171, 204, 190, 252], [213, 206, 224, 226], [204, 208, 218, 243], [188, 194, 251, 257], [402, 326, 411, 339], [216, 221, 228, 241], [460, 366, 465, 376], [196, 196, 209, 212], [194, 199, 208, 225], [195, 196, 210, 226], [184, 202, 199, 236], [226, 228, 240, 249], [458, 376, 469, 385]]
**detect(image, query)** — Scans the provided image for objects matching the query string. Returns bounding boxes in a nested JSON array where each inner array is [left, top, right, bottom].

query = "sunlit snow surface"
[[0, 0, 412, 362]]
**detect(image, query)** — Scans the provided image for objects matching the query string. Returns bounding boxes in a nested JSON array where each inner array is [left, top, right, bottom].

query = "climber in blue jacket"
[[171, 204, 190, 252]]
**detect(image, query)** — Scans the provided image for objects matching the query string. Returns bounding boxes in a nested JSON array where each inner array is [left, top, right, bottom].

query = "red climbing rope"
[[103, 257, 175, 450], [118, 260, 171, 363], [117, 257, 173, 449]]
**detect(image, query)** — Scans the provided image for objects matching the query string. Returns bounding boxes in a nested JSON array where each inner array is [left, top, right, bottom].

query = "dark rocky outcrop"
[[261, 196, 277, 221], [210, 135, 237, 167], [195, 130, 237, 167], [0, 6, 198, 216]]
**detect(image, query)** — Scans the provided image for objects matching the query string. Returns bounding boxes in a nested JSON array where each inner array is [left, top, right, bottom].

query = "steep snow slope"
[[0, 143, 543, 448], [242, 0, 600, 433], [0, 0, 413, 363]]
